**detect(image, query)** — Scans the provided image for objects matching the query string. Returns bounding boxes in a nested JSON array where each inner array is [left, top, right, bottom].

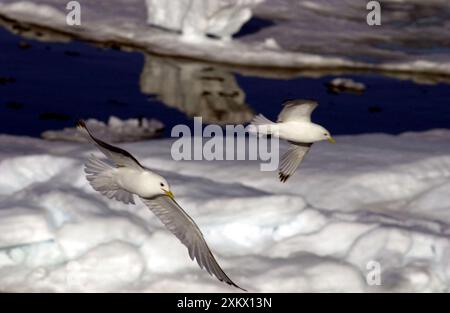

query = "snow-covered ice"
[[1, 130, 450, 292], [41, 116, 164, 143], [0, 0, 449, 78], [327, 78, 366, 94], [145, 0, 263, 40]]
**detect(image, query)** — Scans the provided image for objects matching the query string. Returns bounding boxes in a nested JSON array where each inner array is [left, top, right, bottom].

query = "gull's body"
[[113, 167, 165, 198], [250, 99, 335, 182], [267, 121, 329, 143], [77, 120, 244, 291]]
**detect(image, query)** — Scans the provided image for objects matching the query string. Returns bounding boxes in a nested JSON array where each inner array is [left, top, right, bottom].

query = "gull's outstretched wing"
[[277, 99, 318, 123], [141, 195, 245, 291], [77, 120, 143, 170], [278, 142, 312, 183]]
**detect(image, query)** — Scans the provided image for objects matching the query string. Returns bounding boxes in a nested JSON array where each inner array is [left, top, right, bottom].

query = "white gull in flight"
[[77, 120, 245, 291]]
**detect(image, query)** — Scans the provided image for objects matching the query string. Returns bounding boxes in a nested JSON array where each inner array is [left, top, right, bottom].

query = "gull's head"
[[313, 125, 336, 143], [322, 130, 336, 143], [158, 178, 174, 199]]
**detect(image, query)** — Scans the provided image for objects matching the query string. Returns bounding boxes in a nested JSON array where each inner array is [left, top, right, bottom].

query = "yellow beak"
[[328, 137, 336, 144], [163, 189, 175, 200]]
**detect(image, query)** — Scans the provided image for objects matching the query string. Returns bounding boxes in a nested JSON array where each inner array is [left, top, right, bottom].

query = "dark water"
[[1, 26, 449, 138]]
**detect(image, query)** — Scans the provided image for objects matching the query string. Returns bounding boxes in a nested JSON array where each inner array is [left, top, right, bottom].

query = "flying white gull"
[[76, 120, 245, 291], [250, 99, 335, 182]]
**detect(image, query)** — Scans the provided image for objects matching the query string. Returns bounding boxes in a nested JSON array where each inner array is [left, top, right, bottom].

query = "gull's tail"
[[248, 114, 277, 136], [84, 154, 135, 205]]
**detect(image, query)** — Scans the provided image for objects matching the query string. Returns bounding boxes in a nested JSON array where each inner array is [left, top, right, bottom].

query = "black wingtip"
[[226, 280, 247, 292], [278, 172, 290, 183], [76, 119, 86, 129], [236, 285, 248, 292]]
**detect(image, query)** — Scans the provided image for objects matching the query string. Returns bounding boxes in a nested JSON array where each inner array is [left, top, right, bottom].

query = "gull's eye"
[[324, 133, 328, 136], [160, 183, 164, 187]]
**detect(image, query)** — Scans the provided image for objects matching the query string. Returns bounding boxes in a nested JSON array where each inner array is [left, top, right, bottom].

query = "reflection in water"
[[140, 55, 254, 124]]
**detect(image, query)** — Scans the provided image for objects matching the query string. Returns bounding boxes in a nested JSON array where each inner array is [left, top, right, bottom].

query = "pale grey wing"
[[77, 120, 143, 170], [277, 99, 318, 123], [141, 196, 245, 291], [278, 143, 312, 183]]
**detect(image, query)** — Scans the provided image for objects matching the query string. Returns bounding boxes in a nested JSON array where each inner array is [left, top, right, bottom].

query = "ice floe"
[[41, 116, 164, 143], [0, 0, 449, 78], [145, 0, 263, 40], [1, 130, 450, 292], [327, 78, 366, 94]]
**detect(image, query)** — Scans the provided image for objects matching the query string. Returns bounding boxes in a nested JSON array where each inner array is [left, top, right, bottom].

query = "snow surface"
[[0, 0, 449, 77], [1, 131, 450, 292]]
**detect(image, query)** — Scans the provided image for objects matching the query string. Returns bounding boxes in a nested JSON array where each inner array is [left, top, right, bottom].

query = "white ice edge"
[[0, 0, 449, 77]]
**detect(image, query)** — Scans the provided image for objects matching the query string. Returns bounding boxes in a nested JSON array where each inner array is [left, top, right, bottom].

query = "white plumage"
[[250, 99, 335, 182], [77, 120, 244, 291]]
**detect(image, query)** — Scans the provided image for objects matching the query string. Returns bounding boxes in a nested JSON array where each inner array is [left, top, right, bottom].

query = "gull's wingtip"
[[76, 119, 91, 139], [76, 119, 86, 130], [225, 280, 247, 292], [235, 284, 248, 292], [279, 172, 290, 183]]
